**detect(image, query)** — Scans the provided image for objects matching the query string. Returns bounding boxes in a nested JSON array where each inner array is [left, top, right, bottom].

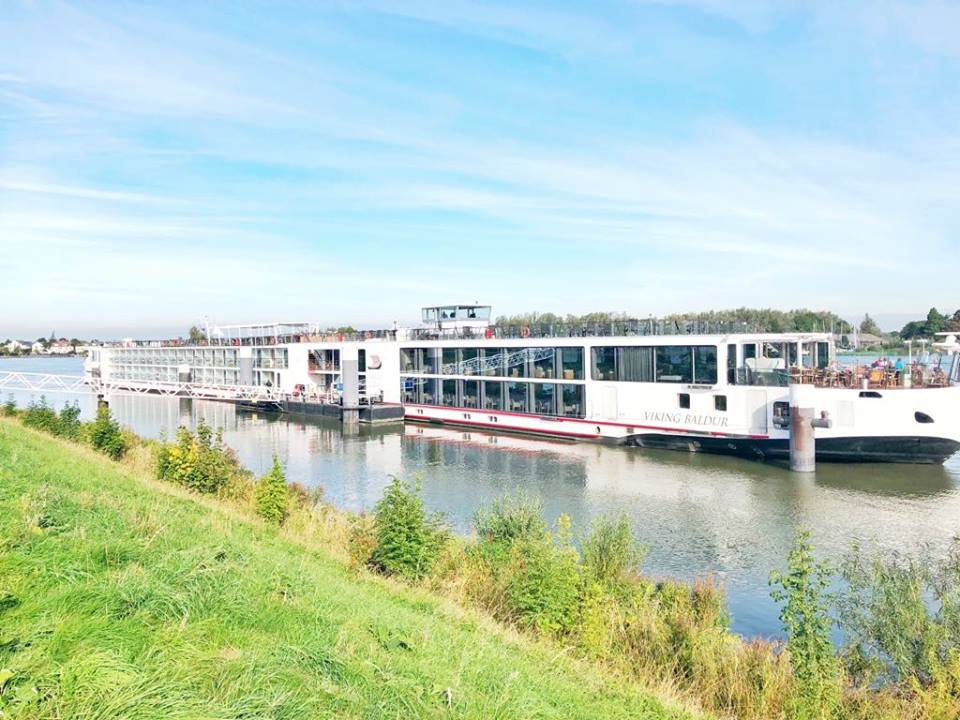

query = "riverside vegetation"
[[2, 398, 960, 719]]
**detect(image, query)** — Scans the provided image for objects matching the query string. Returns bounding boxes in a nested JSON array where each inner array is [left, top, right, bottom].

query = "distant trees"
[[496, 311, 631, 326], [187, 326, 207, 344], [899, 308, 960, 340], [859, 314, 882, 336], [497, 307, 850, 333]]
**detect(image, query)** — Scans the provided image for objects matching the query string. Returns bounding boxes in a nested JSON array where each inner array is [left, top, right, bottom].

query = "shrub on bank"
[[155, 420, 237, 494], [3, 394, 17, 416], [582, 514, 645, 590], [89, 405, 126, 459], [22, 396, 59, 434], [771, 531, 841, 719], [369, 476, 448, 580], [836, 539, 960, 716], [255, 456, 289, 525]]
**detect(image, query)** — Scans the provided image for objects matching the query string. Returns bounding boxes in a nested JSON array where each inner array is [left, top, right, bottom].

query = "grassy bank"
[[0, 419, 695, 719], [4, 399, 960, 720]]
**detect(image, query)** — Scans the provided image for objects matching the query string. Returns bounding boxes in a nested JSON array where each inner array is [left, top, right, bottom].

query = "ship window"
[[591, 347, 617, 381], [727, 344, 738, 384], [442, 379, 457, 407], [715, 395, 727, 412], [678, 393, 690, 409], [400, 349, 415, 373], [693, 346, 718, 384], [533, 348, 555, 379], [859, 391, 882, 399], [656, 346, 693, 383], [915, 411, 934, 424], [483, 381, 504, 410], [442, 348, 458, 374], [462, 380, 479, 408], [481, 348, 504, 376], [618, 347, 654, 381], [533, 383, 556, 415], [422, 378, 438, 404], [560, 347, 583, 380], [507, 382, 528, 413], [505, 348, 529, 378], [561, 384, 584, 418], [460, 348, 479, 375]]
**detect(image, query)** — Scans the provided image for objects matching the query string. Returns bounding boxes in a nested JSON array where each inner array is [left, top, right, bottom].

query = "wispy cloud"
[[1, 0, 959, 336]]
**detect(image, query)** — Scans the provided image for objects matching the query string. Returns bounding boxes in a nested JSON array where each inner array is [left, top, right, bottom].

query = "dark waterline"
[[5, 356, 960, 638]]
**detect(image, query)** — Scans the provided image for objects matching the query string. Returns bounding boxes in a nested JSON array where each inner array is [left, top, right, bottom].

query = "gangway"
[[0, 372, 293, 403]]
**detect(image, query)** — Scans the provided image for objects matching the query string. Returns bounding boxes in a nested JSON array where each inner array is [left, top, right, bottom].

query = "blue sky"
[[2, 0, 959, 338]]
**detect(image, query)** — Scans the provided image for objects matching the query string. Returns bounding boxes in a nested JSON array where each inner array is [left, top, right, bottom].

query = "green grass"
[[0, 420, 699, 720]]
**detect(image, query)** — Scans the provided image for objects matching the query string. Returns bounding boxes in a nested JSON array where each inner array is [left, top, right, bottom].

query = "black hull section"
[[628, 434, 960, 465]]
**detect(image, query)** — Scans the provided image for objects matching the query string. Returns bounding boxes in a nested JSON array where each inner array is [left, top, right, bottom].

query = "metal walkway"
[[0, 372, 291, 402]]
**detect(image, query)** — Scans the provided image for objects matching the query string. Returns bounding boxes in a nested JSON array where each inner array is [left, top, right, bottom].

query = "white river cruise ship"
[[85, 305, 960, 464]]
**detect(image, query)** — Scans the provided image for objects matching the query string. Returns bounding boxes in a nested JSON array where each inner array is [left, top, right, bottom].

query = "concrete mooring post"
[[340, 357, 360, 435], [789, 383, 816, 473]]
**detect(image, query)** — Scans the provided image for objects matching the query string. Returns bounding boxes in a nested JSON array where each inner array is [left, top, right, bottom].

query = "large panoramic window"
[[483, 381, 504, 410], [442, 348, 458, 374], [481, 348, 503, 376], [441, 379, 457, 406], [421, 378, 437, 405], [533, 383, 555, 415], [561, 384, 584, 417], [591, 347, 617, 380], [400, 349, 415, 373], [693, 346, 718, 384], [532, 348, 555, 379], [460, 348, 479, 376], [507, 382, 528, 413], [560, 347, 584, 380], [655, 346, 693, 383], [462, 379, 479, 408], [502, 348, 526, 378]]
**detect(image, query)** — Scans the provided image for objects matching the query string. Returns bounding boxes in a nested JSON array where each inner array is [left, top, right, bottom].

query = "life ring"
[[520, 326, 531, 338], [484, 327, 494, 339]]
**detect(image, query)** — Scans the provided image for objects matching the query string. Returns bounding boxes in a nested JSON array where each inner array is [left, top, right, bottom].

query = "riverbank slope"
[[0, 420, 697, 719]]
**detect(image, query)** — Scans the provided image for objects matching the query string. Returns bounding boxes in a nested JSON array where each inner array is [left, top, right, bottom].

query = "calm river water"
[[5, 356, 960, 638]]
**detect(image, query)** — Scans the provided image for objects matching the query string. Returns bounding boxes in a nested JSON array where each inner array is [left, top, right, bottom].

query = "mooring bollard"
[[789, 383, 816, 473], [340, 357, 360, 435]]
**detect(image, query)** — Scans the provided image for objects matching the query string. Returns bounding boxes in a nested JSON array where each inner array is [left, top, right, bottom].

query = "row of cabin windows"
[[591, 345, 718, 384], [400, 347, 585, 380], [111, 348, 240, 367], [402, 378, 585, 418]]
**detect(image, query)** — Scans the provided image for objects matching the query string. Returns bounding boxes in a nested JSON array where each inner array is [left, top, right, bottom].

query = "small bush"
[[56, 402, 82, 440], [770, 531, 840, 720], [89, 404, 126, 459], [504, 515, 583, 636], [155, 421, 233, 494], [348, 514, 378, 571], [255, 457, 289, 525], [2, 394, 16, 416], [22, 397, 59, 434], [837, 539, 960, 690], [582, 514, 645, 588], [370, 477, 447, 580], [474, 490, 546, 545]]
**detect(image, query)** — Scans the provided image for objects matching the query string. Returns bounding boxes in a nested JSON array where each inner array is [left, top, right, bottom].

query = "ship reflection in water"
[[92, 393, 960, 638]]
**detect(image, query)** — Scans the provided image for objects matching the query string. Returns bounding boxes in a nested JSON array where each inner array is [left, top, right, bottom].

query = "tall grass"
[[0, 418, 689, 720]]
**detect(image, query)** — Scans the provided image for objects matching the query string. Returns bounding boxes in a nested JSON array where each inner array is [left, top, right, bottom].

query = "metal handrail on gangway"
[[0, 371, 293, 402]]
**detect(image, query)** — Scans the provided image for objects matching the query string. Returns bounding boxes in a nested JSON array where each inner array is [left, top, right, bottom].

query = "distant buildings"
[[1, 338, 87, 356]]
